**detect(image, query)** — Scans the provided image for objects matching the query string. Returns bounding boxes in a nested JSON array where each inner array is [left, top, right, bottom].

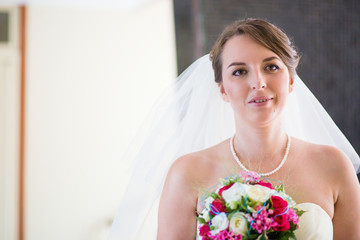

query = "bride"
[[108, 19, 360, 239], [157, 19, 360, 239]]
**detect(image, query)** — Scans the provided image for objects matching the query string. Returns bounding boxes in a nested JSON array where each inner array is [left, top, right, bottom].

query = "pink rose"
[[210, 199, 226, 215], [271, 195, 288, 210], [272, 209, 290, 231], [239, 171, 260, 182], [257, 180, 274, 189], [218, 183, 234, 197], [199, 224, 211, 237]]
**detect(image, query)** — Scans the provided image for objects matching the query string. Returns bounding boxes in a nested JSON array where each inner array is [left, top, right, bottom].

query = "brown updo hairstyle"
[[210, 18, 300, 83]]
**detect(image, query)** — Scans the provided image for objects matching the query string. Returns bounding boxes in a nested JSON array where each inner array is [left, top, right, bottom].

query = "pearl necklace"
[[230, 134, 291, 177]]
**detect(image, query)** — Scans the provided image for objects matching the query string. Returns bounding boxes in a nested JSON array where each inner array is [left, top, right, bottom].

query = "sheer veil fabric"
[[108, 54, 360, 239]]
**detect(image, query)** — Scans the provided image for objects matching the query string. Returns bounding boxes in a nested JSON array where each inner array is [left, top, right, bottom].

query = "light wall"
[[25, 1, 176, 239]]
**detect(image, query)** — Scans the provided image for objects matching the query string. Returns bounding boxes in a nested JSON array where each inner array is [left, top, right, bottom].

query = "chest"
[[280, 174, 334, 219]]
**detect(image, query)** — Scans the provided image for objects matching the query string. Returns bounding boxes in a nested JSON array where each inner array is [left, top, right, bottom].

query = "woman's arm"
[[158, 155, 200, 240], [332, 149, 360, 239]]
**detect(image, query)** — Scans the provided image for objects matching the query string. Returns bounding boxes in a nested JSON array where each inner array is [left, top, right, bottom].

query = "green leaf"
[[243, 234, 259, 240], [210, 192, 220, 200], [227, 201, 238, 210], [256, 233, 268, 240], [295, 209, 305, 217], [197, 217, 207, 224], [249, 233, 259, 238], [275, 184, 284, 192], [288, 231, 297, 240]]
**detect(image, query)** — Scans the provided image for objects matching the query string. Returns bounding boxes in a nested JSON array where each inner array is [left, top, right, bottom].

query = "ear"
[[219, 83, 230, 102], [289, 77, 294, 93]]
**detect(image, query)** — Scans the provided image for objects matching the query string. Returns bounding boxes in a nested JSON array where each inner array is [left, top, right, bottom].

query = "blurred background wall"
[[174, 0, 360, 158], [0, 0, 176, 239], [25, 2, 176, 240]]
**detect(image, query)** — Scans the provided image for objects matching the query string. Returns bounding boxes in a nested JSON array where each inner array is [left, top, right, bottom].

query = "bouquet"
[[197, 171, 304, 240]]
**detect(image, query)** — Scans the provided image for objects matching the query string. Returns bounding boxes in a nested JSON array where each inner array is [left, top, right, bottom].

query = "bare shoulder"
[[158, 140, 228, 239], [167, 142, 226, 186], [293, 138, 355, 177], [165, 139, 233, 195], [158, 142, 227, 220], [293, 137, 359, 200], [170, 150, 212, 175], [294, 138, 360, 238]]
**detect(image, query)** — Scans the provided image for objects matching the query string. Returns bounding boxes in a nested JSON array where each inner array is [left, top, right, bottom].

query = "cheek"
[[224, 82, 247, 99], [274, 84, 291, 107]]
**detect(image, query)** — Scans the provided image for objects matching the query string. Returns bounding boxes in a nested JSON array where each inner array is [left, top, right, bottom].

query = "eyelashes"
[[232, 69, 247, 76], [265, 64, 280, 71], [231, 64, 280, 76]]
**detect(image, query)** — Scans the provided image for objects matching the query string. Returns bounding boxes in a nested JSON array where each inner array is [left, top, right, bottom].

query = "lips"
[[248, 96, 273, 104]]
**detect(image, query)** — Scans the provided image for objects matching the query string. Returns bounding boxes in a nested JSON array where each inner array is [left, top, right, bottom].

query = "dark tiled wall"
[[174, 0, 360, 181]]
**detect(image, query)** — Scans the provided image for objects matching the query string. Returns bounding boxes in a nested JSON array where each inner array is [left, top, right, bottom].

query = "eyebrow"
[[263, 56, 281, 62], [227, 56, 281, 69], [227, 62, 246, 68]]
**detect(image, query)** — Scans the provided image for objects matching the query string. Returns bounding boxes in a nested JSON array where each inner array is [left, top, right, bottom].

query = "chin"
[[245, 112, 283, 127]]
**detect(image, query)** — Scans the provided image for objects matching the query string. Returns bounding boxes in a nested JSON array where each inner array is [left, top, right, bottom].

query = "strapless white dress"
[[197, 202, 333, 240], [294, 202, 333, 240]]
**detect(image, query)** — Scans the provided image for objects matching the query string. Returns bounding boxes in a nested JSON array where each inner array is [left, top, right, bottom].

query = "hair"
[[210, 18, 300, 83]]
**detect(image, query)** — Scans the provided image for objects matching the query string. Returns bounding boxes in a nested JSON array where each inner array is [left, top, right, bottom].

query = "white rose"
[[204, 196, 214, 211], [210, 212, 229, 235], [229, 212, 248, 236], [222, 182, 246, 203], [245, 184, 274, 203], [201, 209, 210, 222]]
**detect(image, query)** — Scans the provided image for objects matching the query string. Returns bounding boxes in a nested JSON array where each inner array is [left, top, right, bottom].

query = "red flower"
[[218, 183, 234, 197], [271, 195, 288, 210], [210, 199, 226, 215], [199, 224, 211, 237], [257, 180, 274, 189], [272, 209, 290, 231]]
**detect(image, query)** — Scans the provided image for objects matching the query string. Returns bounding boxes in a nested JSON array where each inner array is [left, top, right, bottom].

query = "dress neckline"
[[296, 202, 332, 220]]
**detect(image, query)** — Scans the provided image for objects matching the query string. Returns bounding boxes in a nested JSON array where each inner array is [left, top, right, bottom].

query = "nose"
[[250, 71, 266, 90]]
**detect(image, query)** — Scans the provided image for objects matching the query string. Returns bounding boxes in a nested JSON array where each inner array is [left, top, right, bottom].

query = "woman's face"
[[219, 35, 293, 127]]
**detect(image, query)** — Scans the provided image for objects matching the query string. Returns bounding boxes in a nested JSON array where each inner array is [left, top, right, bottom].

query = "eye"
[[265, 64, 279, 72], [232, 69, 247, 76]]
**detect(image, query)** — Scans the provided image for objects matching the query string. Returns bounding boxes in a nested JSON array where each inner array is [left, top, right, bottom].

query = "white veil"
[[108, 54, 360, 240]]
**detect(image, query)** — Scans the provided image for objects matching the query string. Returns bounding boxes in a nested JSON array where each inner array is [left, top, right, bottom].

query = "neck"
[[233, 120, 288, 170]]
